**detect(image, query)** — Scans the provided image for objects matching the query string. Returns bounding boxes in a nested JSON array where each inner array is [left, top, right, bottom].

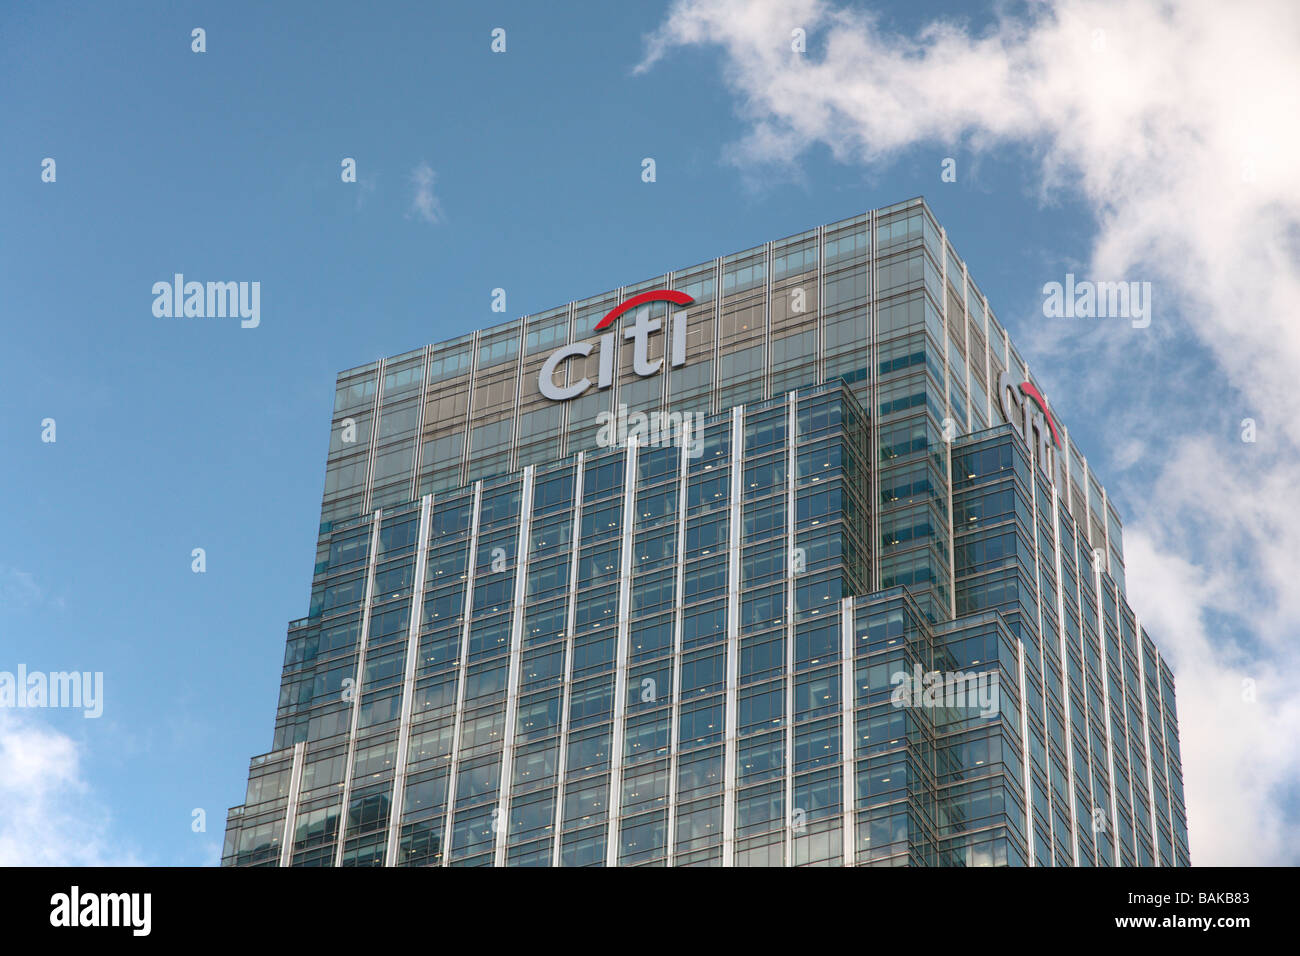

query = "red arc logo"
[[1017, 381, 1061, 448], [594, 290, 695, 331]]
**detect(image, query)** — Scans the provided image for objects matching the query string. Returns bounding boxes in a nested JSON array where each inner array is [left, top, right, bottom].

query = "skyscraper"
[[222, 197, 1189, 867]]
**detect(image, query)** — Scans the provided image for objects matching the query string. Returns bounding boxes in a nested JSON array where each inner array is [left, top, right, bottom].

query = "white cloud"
[[408, 161, 443, 224], [355, 174, 377, 212], [0, 711, 142, 866], [0, 566, 67, 613], [0, 566, 43, 609], [640, 0, 1300, 863], [1121, 439, 1300, 865]]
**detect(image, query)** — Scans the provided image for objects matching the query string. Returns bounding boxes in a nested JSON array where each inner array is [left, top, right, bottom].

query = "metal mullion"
[[1023, 424, 1055, 861], [815, 224, 826, 387], [784, 396, 797, 867], [940, 226, 957, 620], [604, 439, 639, 866], [508, 321, 528, 474], [278, 741, 306, 868], [1073, 544, 1099, 864], [961, 262, 972, 431], [839, 597, 855, 867], [1016, 636, 1034, 866], [558, 304, 576, 460], [384, 493, 434, 866], [1050, 486, 1080, 866], [333, 509, 385, 867], [711, 258, 722, 415], [1112, 582, 1138, 863], [665, 429, 689, 866], [662, 272, 674, 411], [867, 211, 881, 590], [494, 466, 536, 865], [460, 332, 481, 487], [361, 360, 387, 515], [763, 242, 773, 400], [1134, 614, 1161, 865], [1154, 655, 1177, 861], [721, 406, 743, 865], [1094, 564, 1121, 865], [550, 453, 585, 866], [981, 295, 993, 434], [441, 482, 483, 864], [409, 346, 432, 501]]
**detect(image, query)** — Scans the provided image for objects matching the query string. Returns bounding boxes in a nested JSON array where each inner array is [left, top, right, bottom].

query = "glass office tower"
[[223, 197, 1189, 867]]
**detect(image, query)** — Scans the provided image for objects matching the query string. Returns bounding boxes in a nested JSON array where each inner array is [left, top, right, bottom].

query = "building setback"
[[223, 197, 1189, 867]]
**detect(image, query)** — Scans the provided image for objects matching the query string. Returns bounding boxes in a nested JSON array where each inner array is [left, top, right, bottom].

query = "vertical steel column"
[[1073, 541, 1100, 865], [441, 482, 483, 864], [360, 360, 387, 515], [384, 494, 434, 865], [940, 226, 958, 620], [784, 395, 797, 866], [1095, 569, 1122, 865], [333, 509, 384, 867], [763, 241, 774, 401], [1154, 654, 1177, 862], [1016, 637, 1034, 866], [1050, 486, 1080, 866], [866, 210, 881, 591], [459, 332, 481, 487], [1135, 615, 1160, 865], [839, 597, 856, 867], [721, 406, 743, 865], [279, 741, 306, 868], [409, 346, 432, 501], [665, 429, 690, 865], [551, 453, 585, 866], [1027, 421, 1056, 860], [711, 259, 723, 416], [494, 466, 536, 865], [604, 440, 639, 866], [815, 224, 826, 388], [507, 321, 529, 474]]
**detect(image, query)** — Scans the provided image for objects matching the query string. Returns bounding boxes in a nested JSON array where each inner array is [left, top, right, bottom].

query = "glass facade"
[[224, 198, 1187, 867]]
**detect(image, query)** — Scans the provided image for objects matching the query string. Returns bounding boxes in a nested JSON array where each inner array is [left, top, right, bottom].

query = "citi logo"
[[538, 290, 694, 401], [998, 370, 1063, 479]]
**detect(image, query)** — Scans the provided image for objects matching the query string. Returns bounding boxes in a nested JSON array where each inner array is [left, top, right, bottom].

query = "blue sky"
[[2, 0, 1297, 865]]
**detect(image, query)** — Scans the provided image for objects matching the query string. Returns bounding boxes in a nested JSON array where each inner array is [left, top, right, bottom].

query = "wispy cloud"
[[408, 161, 443, 224], [0, 711, 142, 865], [0, 566, 42, 609], [639, 0, 1300, 863], [0, 565, 64, 613], [355, 174, 377, 212]]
